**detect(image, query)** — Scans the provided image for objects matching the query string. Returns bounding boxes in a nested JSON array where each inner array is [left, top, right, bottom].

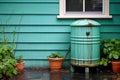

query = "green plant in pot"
[[0, 24, 19, 79], [0, 38, 18, 79], [100, 38, 120, 73], [48, 52, 65, 71], [15, 55, 24, 73]]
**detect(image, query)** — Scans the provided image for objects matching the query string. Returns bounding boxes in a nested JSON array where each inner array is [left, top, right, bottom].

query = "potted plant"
[[0, 18, 24, 79], [100, 38, 120, 73], [48, 52, 64, 71], [0, 38, 18, 79], [15, 55, 24, 73]]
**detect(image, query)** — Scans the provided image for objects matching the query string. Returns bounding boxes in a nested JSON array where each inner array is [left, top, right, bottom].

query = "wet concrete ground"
[[10, 68, 119, 80]]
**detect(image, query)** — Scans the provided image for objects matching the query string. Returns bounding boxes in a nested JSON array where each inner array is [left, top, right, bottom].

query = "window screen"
[[66, 0, 102, 12], [66, 0, 83, 11], [85, 0, 102, 11]]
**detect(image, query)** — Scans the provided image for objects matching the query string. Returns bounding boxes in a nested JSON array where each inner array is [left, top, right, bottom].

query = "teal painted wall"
[[0, 0, 120, 68]]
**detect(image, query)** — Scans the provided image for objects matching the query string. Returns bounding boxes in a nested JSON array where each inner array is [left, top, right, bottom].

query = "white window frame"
[[57, 0, 112, 18]]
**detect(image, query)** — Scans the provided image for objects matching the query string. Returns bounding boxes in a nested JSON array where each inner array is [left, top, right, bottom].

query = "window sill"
[[57, 15, 112, 19]]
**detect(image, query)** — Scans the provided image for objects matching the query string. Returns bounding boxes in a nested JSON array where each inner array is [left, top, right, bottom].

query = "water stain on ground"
[[10, 68, 118, 80]]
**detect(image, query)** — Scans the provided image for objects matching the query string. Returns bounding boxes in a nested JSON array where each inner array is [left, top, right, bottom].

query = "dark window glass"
[[66, 0, 83, 11], [66, 0, 102, 12], [85, 0, 102, 11]]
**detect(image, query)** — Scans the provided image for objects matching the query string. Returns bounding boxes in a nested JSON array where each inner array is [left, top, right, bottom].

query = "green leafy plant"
[[16, 55, 23, 62], [48, 52, 64, 58], [0, 25, 18, 79], [100, 38, 120, 66], [0, 17, 23, 79], [0, 38, 17, 79]]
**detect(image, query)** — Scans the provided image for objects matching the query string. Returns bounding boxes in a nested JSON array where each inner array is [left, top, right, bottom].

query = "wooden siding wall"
[[0, 0, 120, 68]]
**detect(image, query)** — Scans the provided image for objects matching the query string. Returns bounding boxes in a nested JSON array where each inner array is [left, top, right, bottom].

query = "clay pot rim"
[[111, 60, 120, 63], [16, 61, 25, 64], [48, 58, 65, 61], [48, 58, 65, 59]]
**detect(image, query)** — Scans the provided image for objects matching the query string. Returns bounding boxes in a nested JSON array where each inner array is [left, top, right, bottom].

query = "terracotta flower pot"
[[111, 60, 120, 73], [48, 58, 64, 71], [16, 61, 24, 73]]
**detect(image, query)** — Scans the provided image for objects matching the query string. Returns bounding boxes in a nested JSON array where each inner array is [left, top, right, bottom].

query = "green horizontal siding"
[[0, 0, 120, 68], [25, 60, 49, 68], [15, 51, 70, 59], [0, 3, 58, 14], [15, 43, 70, 50], [100, 26, 120, 32], [0, 15, 74, 25], [110, 0, 120, 2], [0, 15, 120, 25], [0, 25, 70, 32], [110, 3, 120, 14], [0, 2, 119, 15], [0, 33, 70, 42], [20, 33, 70, 42], [101, 33, 120, 39], [0, 0, 59, 2]]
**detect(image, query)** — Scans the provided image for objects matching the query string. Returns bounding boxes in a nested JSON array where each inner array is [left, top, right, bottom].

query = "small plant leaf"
[[48, 52, 64, 58]]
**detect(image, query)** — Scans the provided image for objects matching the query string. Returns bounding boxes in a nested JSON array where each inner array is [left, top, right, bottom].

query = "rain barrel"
[[70, 19, 100, 67]]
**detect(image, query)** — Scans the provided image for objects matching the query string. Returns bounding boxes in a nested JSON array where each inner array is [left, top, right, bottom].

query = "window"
[[57, 0, 112, 18]]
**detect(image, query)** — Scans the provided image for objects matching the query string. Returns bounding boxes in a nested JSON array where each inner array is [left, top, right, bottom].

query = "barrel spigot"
[[86, 32, 90, 36]]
